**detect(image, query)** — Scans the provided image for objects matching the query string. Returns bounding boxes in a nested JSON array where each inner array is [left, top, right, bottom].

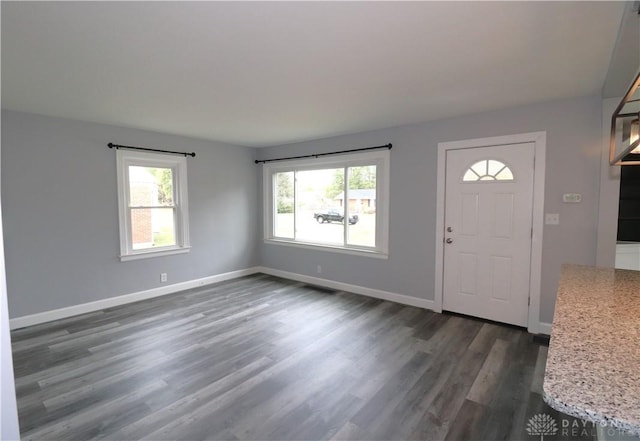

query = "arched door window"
[[462, 159, 514, 182]]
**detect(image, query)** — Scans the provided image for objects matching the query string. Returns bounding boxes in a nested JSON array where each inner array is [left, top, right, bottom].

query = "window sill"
[[264, 238, 388, 259], [119, 246, 191, 262]]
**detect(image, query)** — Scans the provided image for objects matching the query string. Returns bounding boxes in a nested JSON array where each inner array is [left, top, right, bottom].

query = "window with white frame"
[[116, 150, 190, 261], [263, 150, 389, 257]]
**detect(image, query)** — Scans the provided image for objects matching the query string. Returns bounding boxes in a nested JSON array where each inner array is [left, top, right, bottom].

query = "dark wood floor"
[[11, 274, 594, 441]]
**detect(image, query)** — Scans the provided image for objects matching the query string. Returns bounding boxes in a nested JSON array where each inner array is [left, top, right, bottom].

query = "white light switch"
[[545, 213, 560, 225], [563, 193, 582, 203]]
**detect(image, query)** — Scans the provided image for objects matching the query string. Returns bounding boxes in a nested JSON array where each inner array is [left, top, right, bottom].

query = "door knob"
[[447, 227, 453, 232], [446, 238, 453, 244]]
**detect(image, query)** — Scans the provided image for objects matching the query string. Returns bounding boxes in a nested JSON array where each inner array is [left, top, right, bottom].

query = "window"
[[116, 150, 190, 261], [462, 159, 514, 182], [263, 150, 389, 257]]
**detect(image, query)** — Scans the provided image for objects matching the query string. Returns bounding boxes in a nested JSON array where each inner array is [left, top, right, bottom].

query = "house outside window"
[[263, 149, 389, 257], [116, 150, 190, 261], [334, 188, 376, 211]]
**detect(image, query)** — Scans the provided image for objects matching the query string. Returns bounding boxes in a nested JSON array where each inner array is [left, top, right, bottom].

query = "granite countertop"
[[543, 264, 640, 436]]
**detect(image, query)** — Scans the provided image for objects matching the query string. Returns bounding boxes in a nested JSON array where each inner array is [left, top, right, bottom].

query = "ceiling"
[[1, 1, 626, 148]]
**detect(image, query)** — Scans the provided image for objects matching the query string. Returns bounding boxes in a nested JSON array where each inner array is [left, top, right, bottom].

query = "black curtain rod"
[[108, 143, 196, 158], [255, 143, 392, 164]]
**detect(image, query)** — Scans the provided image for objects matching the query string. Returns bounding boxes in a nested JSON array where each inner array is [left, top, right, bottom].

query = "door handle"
[[446, 238, 453, 244]]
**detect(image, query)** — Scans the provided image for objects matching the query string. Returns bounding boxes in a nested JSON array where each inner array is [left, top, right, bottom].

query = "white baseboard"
[[256, 268, 554, 337], [257, 266, 436, 310], [257, 267, 550, 334], [11, 264, 548, 335], [9, 267, 261, 330], [537, 321, 553, 336]]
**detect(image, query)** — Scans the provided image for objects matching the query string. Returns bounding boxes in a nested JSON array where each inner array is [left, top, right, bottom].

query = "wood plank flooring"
[[11, 274, 595, 440]]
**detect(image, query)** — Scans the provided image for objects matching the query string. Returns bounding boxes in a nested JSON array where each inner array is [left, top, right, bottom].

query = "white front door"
[[443, 143, 535, 327]]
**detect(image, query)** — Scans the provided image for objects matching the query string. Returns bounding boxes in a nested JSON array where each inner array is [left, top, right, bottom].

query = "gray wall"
[[257, 95, 603, 323], [2, 110, 259, 318], [3, 94, 603, 324]]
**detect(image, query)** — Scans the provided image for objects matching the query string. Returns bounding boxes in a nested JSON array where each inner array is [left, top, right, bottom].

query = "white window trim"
[[116, 150, 190, 261], [262, 150, 390, 258]]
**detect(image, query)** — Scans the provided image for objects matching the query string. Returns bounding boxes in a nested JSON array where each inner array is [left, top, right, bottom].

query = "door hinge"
[[528, 297, 531, 306]]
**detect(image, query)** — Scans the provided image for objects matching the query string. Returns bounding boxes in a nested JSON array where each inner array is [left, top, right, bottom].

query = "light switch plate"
[[563, 193, 582, 203], [545, 213, 560, 225]]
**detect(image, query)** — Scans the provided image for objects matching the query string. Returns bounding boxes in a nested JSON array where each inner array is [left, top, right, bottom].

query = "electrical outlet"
[[545, 213, 560, 225], [317, 265, 322, 274], [160, 273, 167, 283]]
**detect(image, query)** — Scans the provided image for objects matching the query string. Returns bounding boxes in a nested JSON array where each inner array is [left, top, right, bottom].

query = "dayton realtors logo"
[[526, 413, 559, 440], [526, 413, 603, 439]]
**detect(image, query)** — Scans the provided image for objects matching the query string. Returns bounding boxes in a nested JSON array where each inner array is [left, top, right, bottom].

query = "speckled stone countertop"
[[543, 264, 640, 436]]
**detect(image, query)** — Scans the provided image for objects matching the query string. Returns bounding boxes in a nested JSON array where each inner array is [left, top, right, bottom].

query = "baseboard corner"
[[537, 321, 553, 336]]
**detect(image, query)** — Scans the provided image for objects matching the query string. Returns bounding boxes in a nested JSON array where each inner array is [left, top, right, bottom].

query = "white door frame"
[[434, 132, 546, 334]]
